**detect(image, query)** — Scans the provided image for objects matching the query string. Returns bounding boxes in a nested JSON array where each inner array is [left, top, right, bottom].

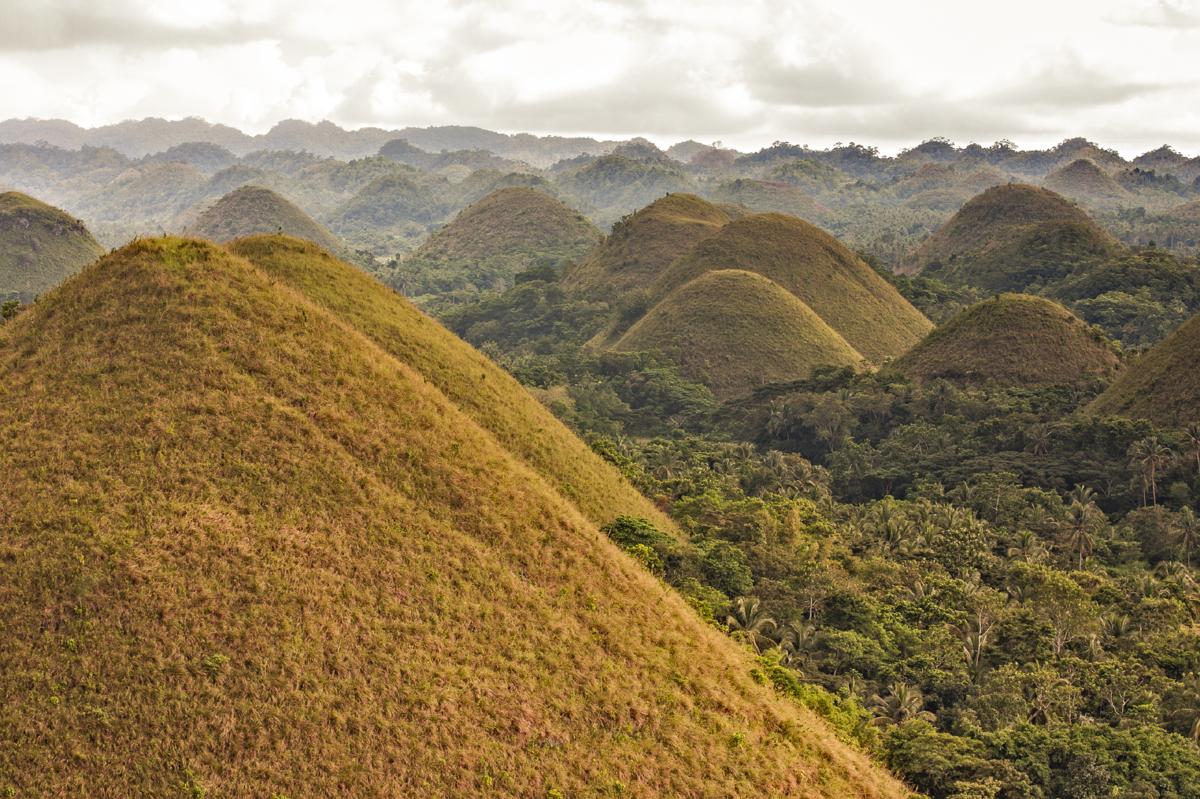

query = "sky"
[[0, 0, 1198, 155]]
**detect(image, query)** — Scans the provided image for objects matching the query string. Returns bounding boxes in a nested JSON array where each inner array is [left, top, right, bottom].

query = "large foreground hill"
[[0, 236, 905, 797]]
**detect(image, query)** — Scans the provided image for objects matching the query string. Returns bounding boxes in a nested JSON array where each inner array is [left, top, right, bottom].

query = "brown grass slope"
[[184, 185, 342, 251], [1042, 159, 1129, 208], [0, 191, 104, 297], [1088, 311, 1200, 426], [0, 237, 906, 798], [563, 192, 731, 300], [899, 184, 1121, 291], [228, 235, 675, 533], [652, 213, 932, 363], [413, 186, 600, 264], [893, 293, 1120, 387], [615, 269, 863, 399]]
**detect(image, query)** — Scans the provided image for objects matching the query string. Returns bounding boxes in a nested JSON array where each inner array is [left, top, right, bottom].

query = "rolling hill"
[[395, 187, 601, 302], [1042, 159, 1128, 208], [564, 192, 732, 301], [0, 191, 104, 298], [892, 293, 1120, 387], [899, 184, 1123, 292], [0, 235, 906, 797], [183, 185, 342, 251], [615, 269, 863, 398], [651, 212, 932, 363], [1088, 310, 1200, 425]]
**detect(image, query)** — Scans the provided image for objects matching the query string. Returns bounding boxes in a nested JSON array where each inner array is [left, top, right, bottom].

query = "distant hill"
[[395, 187, 600, 302], [893, 293, 1120, 387], [184, 185, 342, 251], [900, 184, 1122, 292], [652, 212, 932, 362], [0, 235, 907, 794], [1043, 159, 1129, 208], [706, 178, 834, 225], [323, 172, 441, 254], [615, 269, 863, 398], [564, 192, 732, 301], [0, 191, 104, 299], [1088, 310, 1200, 425], [556, 154, 695, 227]]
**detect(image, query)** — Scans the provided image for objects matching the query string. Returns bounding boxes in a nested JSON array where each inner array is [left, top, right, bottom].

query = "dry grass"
[[411, 186, 600, 264], [0, 236, 908, 797], [0, 190, 104, 298], [615, 269, 863, 399], [1088, 310, 1200, 425], [899, 184, 1121, 291], [651, 212, 932, 363], [564, 192, 732, 301], [892, 293, 1121, 387], [184, 185, 344, 252], [228, 234, 675, 533]]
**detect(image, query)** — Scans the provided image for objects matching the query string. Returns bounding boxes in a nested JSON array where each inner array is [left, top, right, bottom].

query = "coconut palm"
[[725, 597, 777, 653], [1060, 500, 1104, 569], [1007, 529, 1049, 563], [1171, 506, 1199, 568], [869, 682, 935, 726], [1129, 436, 1173, 507]]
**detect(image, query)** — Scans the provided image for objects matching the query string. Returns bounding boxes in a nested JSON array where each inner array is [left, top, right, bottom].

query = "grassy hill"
[[394, 187, 600, 305], [184, 185, 343, 252], [0, 191, 104, 298], [615, 269, 863, 399], [229, 234, 672, 531], [1043, 159, 1128, 209], [564, 192, 732, 301], [0, 235, 905, 797], [652, 212, 932, 362], [1088, 310, 1200, 425], [555, 154, 696, 227], [900, 184, 1123, 293], [893, 293, 1120, 387]]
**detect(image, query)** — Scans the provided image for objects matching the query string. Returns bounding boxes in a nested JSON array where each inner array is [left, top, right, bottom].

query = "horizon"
[[1, 114, 1196, 161], [2, 0, 1199, 155]]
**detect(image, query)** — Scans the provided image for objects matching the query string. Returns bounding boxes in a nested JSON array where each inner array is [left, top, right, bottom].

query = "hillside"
[[1042, 158, 1128, 208], [555, 154, 695, 227], [564, 192, 732, 301], [899, 184, 1122, 292], [706, 179, 834, 225], [0, 191, 104, 298], [0, 236, 906, 796], [651, 212, 932, 362], [228, 235, 674, 533], [1088, 310, 1200, 425], [615, 269, 863, 398], [893, 293, 1120, 387], [183, 185, 342, 251], [395, 187, 600, 305]]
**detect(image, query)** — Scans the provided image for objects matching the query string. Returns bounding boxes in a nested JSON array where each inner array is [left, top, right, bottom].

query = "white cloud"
[[0, 0, 1197, 154]]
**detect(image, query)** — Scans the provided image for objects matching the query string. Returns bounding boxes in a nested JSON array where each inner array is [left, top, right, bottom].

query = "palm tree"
[[869, 682, 935, 726], [1007, 530, 1049, 563], [725, 597, 777, 653], [1184, 422, 1200, 475], [1172, 507, 1199, 568], [779, 620, 818, 669], [1129, 436, 1173, 507], [1060, 501, 1103, 569], [1026, 425, 1052, 456]]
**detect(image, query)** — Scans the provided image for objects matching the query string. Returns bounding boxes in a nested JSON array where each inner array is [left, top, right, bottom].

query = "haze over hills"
[[0, 190, 104, 299], [182, 185, 345, 252], [1089, 309, 1200, 425], [393, 186, 602, 307], [892, 293, 1120, 387], [0, 235, 907, 796], [615, 269, 864, 399]]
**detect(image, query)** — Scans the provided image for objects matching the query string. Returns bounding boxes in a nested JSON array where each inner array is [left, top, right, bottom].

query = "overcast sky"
[[1, 0, 1198, 155]]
